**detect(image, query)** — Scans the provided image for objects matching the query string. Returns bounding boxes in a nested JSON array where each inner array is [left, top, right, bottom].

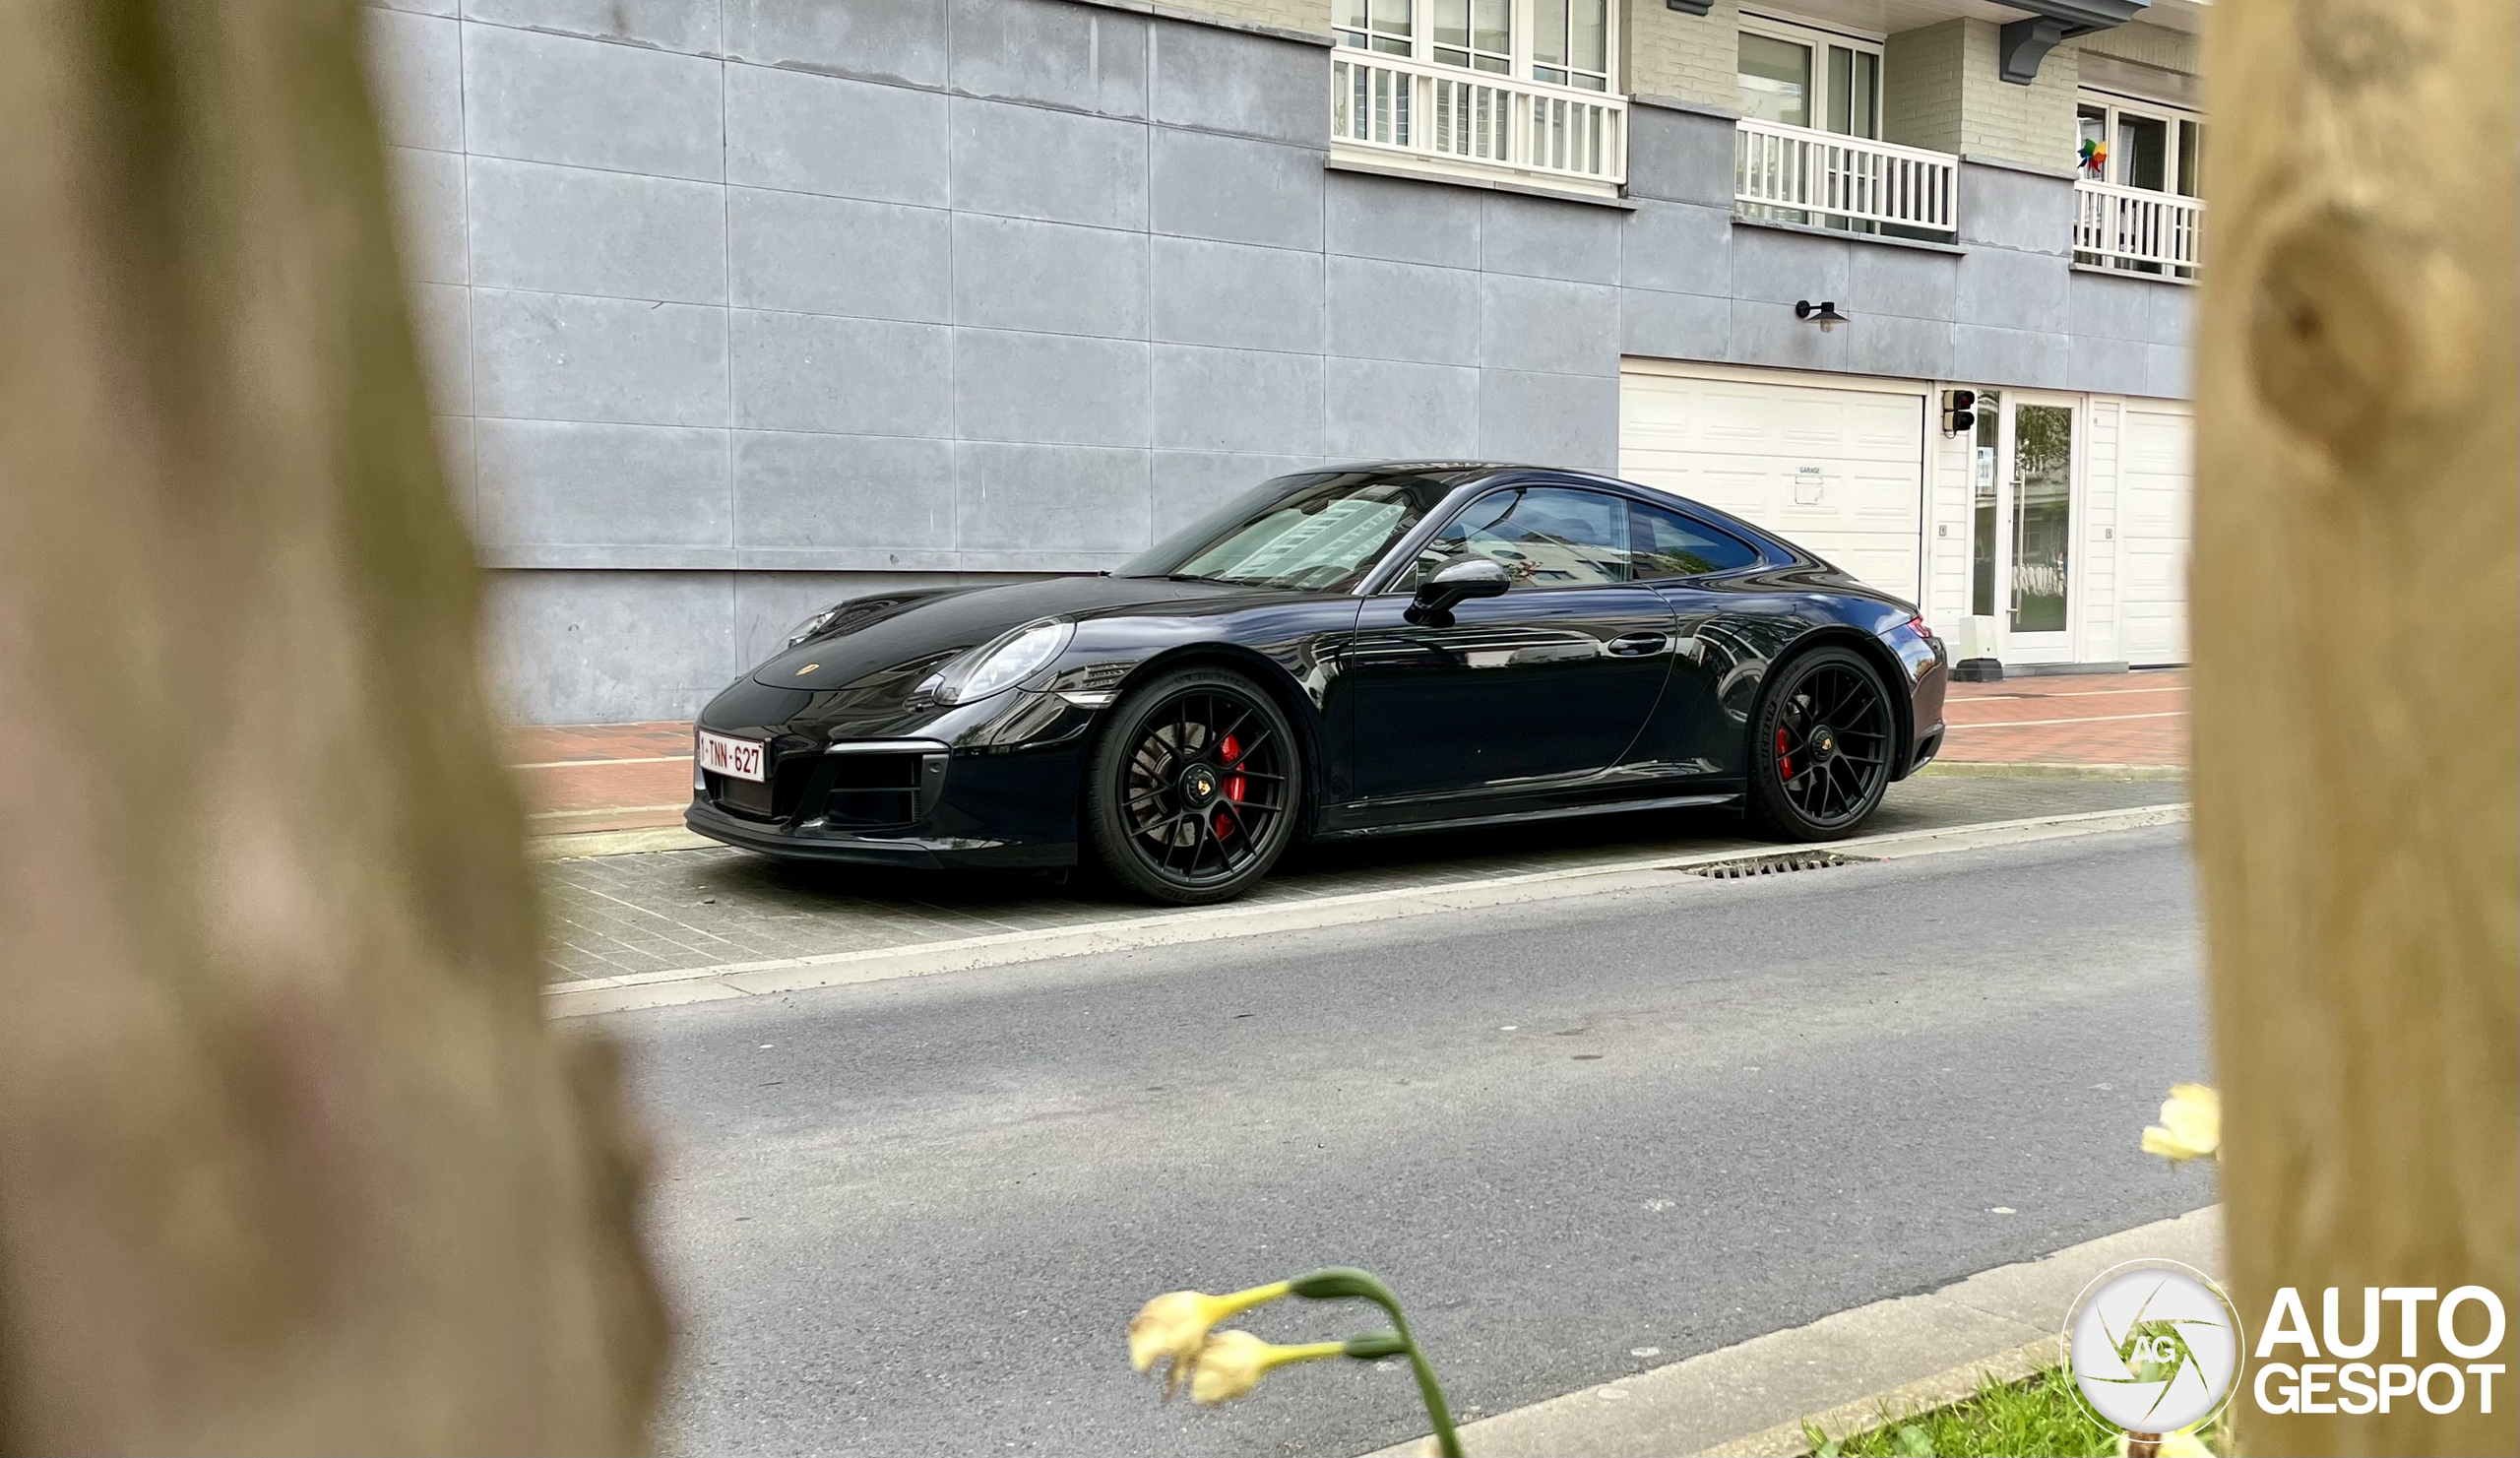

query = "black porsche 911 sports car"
[[688, 462, 1948, 904]]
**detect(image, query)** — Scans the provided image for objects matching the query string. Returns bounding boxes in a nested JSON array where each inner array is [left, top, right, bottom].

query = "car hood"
[[749, 574, 1270, 692]]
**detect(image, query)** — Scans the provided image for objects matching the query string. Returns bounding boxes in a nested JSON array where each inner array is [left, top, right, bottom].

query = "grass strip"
[[1801, 1365, 2224, 1457]]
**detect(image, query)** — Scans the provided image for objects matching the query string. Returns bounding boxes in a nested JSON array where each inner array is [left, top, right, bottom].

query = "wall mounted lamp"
[[1795, 300, 1849, 333]]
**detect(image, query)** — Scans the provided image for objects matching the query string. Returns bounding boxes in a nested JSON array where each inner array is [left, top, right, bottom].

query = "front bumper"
[[683, 799, 1072, 869], [684, 737, 1085, 870]]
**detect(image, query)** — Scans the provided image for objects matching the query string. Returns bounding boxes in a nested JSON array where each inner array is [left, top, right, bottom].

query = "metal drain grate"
[[1685, 851, 1874, 879]]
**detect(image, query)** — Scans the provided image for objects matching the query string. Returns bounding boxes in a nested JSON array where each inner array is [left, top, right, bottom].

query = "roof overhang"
[[1997, 0, 2150, 84]]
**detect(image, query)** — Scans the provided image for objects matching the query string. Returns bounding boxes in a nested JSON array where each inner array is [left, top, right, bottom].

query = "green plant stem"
[[1391, 1317, 1462, 1458], [1292, 1270, 1461, 1457]]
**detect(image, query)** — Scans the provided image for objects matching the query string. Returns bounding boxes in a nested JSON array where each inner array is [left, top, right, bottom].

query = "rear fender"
[[1745, 626, 1918, 777]]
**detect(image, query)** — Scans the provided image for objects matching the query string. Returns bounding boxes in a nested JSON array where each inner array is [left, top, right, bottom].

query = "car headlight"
[[926, 620, 1075, 705], [786, 603, 847, 648]]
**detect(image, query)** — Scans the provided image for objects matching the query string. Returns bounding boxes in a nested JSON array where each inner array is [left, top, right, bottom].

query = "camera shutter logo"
[[2064, 1261, 2244, 1434]]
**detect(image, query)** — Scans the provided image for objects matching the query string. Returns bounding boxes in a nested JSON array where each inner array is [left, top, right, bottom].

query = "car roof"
[[1321, 460, 1807, 564]]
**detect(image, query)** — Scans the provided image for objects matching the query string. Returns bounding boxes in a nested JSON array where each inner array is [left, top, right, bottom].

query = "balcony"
[[1331, 51, 1626, 193], [2074, 180, 2204, 279], [1732, 119, 1959, 238]]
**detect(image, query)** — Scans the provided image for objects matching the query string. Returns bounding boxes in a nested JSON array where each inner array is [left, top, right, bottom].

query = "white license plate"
[[697, 729, 767, 783]]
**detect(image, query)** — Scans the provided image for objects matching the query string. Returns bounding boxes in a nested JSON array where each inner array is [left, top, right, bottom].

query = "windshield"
[[1117, 471, 1468, 592]]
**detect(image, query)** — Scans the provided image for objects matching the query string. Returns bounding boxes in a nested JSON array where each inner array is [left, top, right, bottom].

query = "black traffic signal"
[[1941, 389, 1977, 436]]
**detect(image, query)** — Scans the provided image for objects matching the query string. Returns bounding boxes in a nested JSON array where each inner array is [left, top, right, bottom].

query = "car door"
[[1623, 498, 1775, 778], [1348, 484, 1679, 802]]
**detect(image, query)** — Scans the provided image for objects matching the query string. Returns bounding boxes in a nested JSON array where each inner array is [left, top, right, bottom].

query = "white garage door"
[[2119, 405, 2193, 665], [1618, 364, 1927, 602]]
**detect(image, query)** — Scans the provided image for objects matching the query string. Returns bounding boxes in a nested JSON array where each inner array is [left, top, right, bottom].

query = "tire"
[[1743, 644, 1898, 842], [1082, 666, 1302, 905]]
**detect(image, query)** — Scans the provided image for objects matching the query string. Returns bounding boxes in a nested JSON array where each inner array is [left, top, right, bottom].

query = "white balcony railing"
[[1331, 51, 1625, 188], [1733, 119, 1958, 235], [2074, 179, 2204, 277]]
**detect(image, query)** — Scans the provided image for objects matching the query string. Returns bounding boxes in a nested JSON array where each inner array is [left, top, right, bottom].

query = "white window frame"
[[1336, 0, 1622, 96], [2075, 89, 2204, 198], [1736, 11, 1884, 139]]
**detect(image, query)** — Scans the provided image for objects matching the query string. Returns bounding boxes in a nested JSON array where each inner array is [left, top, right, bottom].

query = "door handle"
[[1606, 632, 1669, 656]]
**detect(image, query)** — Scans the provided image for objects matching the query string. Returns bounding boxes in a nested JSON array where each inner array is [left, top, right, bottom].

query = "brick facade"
[[1957, 18, 2082, 170], [1882, 18, 2200, 174], [2068, 20, 2199, 75], [1882, 19, 1968, 156], [1625, 0, 1740, 109]]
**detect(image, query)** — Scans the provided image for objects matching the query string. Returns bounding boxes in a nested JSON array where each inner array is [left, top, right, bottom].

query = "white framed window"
[[1336, 0, 1618, 95], [1737, 12, 1880, 139], [1335, 0, 1416, 55], [1433, 0, 1513, 73], [2075, 90, 2204, 198]]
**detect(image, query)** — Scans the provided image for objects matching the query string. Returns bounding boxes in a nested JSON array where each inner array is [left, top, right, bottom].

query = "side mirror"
[[1407, 557, 1510, 625]]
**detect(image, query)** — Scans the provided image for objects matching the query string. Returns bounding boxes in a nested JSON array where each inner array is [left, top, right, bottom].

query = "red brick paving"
[[505, 721, 695, 833], [505, 668, 2189, 837], [1941, 668, 2188, 767]]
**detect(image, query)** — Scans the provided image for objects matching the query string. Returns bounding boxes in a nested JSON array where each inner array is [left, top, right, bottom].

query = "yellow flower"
[[1188, 1329, 1350, 1404], [1128, 1282, 1292, 1395], [2141, 1083, 2222, 1164]]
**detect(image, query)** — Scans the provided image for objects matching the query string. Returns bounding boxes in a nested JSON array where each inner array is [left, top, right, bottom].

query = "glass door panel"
[[2175, 119, 2204, 197], [1826, 46, 1879, 138], [2115, 113, 2169, 190], [1971, 391, 2001, 617], [1737, 32, 1812, 126], [2008, 404, 2074, 636]]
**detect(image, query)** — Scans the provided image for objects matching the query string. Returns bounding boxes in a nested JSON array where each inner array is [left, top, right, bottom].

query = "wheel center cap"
[[1180, 763, 1221, 805], [1811, 725, 1839, 761]]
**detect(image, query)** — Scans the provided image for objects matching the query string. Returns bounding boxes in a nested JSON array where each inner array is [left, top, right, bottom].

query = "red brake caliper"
[[1776, 727, 1793, 780], [1216, 733, 1245, 839]]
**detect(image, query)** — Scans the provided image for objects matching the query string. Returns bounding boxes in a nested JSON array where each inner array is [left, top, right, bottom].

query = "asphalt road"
[[616, 824, 2218, 1458]]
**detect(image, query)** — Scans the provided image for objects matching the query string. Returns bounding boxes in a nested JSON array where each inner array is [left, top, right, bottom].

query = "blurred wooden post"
[[2192, 0, 2517, 1452], [0, 1, 663, 1449]]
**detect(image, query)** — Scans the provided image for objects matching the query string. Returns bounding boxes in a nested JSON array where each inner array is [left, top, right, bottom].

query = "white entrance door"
[[1992, 393, 2081, 664], [2119, 404, 2194, 665], [1617, 363, 1926, 602]]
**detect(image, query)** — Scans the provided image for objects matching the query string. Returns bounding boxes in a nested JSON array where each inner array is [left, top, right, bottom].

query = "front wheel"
[[1744, 645, 1897, 841], [1083, 667, 1301, 905]]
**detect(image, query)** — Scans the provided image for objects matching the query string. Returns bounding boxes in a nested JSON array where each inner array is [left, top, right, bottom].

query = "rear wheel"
[[1083, 667, 1300, 905], [1744, 645, 1897, 841]]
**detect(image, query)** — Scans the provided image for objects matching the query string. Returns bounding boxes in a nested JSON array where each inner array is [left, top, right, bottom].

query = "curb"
[[543, 801, 2188, 1018], [1360, 1206, 2222, 1458], [1696, 1335, 2055, 1457], [1914, 761, 2186, 782]]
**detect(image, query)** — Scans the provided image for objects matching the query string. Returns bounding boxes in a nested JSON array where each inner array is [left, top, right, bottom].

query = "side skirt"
[[1311, 790, 1742, 843]]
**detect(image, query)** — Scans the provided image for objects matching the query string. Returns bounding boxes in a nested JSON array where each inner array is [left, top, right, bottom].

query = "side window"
[[1399, 486, 1631, 589], [1628, 502, 1760, 579]]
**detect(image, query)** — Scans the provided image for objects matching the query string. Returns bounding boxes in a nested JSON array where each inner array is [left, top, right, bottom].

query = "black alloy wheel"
[[1745, 645, 1897, 841], [1083, 666, 1301, 905]]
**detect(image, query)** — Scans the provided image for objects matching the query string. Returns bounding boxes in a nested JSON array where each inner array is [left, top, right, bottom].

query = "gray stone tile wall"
[[363, 0, 2191, 723]]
